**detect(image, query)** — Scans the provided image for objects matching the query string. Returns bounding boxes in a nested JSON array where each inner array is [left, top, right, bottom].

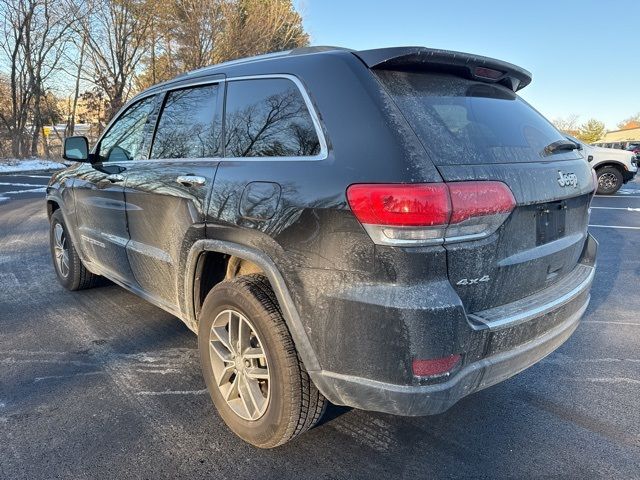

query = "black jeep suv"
[[47, 46, 597, 448]]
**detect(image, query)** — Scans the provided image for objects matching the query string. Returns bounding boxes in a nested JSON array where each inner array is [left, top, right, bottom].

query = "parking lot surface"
[[1, 172, 639, 479]]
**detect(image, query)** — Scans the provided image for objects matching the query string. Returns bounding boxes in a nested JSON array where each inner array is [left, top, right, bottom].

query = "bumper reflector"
[[412, 354, 462, 377]]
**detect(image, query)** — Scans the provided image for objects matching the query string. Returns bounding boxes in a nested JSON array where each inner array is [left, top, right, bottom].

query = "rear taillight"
[[445, 182, 516, 242], [347, 181, 515, 246]]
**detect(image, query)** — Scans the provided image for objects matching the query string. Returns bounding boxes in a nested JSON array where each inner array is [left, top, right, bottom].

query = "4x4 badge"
[[456, 275, 490, 286], [557, 171, 578, 188]]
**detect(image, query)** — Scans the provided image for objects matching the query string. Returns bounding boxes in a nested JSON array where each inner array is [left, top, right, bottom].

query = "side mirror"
[[63, 136, 90, 162]]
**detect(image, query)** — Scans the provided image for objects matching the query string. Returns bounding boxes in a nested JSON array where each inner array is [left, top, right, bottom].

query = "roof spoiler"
[[353, 47, 532, 92]]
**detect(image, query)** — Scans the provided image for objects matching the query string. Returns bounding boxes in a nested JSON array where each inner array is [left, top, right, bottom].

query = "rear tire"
[[198, 273, 326, 448], [49, 210, 100, 290], [596, 166, 623, 195]]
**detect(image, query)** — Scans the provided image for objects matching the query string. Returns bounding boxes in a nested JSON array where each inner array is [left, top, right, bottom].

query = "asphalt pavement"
[[1, 171, 639, 479], [0, 173, 51, 203]]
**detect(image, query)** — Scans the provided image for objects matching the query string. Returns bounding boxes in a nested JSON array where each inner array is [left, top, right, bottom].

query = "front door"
[[123, 83, 222, 311], [73, 95, 157, 287]]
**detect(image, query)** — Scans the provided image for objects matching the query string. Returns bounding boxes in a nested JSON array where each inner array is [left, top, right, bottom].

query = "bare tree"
[[81, 0, 152, 120], [0, 75, 13, 156], [66, 34, 87, 137], [138, 0, 307, 86], [0, 0, 80, 157], [216, 0, 309, 62], [136, 0, 224, 90], [0, 0, 311, 159], [26, 0, 81, 155], [174, 0, 225, 70], [0, 0, 33, 157], [134, 0, 176, 89], [552, 114, 580, 135]]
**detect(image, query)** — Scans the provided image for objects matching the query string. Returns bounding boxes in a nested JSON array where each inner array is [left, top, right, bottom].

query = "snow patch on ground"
[[3, 187, 47, 194], [0, 181, 46, 187], [0, 158, 68, 173]]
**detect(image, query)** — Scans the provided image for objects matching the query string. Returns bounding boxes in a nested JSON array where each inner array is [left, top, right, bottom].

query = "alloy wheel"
[[209, 309, 270, 421], [53, 223, 70, 278], [598, 172, 617, 191]]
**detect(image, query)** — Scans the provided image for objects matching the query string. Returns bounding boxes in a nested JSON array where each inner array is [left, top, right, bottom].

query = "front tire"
[[49, 210, 100, 290], [198, 274, 326, 448], [596, 166, 623, 195]]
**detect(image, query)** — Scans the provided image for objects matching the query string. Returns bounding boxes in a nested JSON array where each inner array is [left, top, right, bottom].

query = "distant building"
[[593, 126, 640, 149]]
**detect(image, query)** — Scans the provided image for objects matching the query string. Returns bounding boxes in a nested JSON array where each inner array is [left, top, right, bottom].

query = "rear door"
[[376, 71, 594, 312], [73, 95, 157, 286], [123, 82, 223, 312]]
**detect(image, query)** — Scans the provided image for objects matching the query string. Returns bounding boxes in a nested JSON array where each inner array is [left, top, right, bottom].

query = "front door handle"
[[106, 173, 125, 183], [176, 175, 206, 187]]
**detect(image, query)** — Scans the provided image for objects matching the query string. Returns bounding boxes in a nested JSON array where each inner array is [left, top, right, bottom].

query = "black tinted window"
[[98, 96, 155, 162], [224, 78, 320, 157], [151, 85, 221, 159], [376, 71, 577, 165]]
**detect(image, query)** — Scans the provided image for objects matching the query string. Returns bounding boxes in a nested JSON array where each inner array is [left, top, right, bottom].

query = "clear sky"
[[296, 0, 639, 130]]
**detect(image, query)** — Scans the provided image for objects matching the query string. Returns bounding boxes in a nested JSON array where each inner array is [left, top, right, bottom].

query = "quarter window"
[[98, 96, 156, 162], [151, 85, 221, 159], [224, 78, 321, 158]]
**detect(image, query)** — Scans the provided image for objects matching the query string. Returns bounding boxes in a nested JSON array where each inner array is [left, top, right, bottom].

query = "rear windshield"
[[376, 71, 577, 165]]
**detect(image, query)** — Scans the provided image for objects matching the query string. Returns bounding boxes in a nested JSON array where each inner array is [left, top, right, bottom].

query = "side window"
[[151, 84, 221, 159], [224, 78, 321, 158], [98, 96, 156, 162]]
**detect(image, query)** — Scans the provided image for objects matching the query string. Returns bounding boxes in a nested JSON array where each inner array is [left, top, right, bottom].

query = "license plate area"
[[536, 201, 566, 246]]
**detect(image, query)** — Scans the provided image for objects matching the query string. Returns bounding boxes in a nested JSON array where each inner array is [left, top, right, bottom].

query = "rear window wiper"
[[542, 139, 579, 156]]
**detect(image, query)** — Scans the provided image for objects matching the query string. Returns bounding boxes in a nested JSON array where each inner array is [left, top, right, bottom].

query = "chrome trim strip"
[[80, 234, 105, 249], [469, 264, 595, 331]]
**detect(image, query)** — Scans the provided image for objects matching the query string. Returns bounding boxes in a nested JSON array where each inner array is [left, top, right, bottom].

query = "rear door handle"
[[176, 175, 206, 187], [106, 174, 125, 183]]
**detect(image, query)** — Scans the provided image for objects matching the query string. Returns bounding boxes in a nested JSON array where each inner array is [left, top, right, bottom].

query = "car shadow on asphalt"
[[587, 228, 622, 312]]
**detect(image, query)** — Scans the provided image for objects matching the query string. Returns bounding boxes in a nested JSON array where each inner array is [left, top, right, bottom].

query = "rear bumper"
[[623, 160, 638, 182], [309, 234, 597, 416]]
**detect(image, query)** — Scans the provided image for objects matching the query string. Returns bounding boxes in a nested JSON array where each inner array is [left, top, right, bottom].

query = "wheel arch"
[[46, 194, 83, 259], [594, 161, 627, 172], [184, 240, 321, 372], [46, 198, 60, 219]]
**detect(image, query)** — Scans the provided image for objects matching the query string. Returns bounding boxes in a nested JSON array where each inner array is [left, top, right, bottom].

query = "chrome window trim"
[[94, 74, 329, 162]]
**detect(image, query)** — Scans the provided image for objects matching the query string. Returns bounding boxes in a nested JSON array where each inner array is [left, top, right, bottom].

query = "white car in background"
[[566, 135, 638, 194]]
